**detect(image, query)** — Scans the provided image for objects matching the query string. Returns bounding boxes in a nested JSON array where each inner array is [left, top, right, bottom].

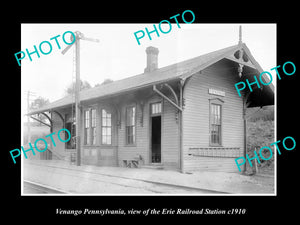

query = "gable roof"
[[29, 43, 274, 114]]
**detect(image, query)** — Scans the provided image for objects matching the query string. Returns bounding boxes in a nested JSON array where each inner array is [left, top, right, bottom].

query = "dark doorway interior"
[[151, 116, 161, 163], [65, 122, 76, 149]]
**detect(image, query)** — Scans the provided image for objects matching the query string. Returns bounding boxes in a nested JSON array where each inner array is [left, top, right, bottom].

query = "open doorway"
[[151, 116, 161, 163], [150, 102, 162, 163]]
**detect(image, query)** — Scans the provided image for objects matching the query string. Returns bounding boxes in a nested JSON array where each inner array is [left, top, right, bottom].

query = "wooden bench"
[[123, 159, 140, 168]]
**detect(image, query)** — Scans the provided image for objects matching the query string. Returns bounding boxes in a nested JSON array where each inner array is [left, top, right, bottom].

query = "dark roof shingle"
[[29, 44, 273, 114]]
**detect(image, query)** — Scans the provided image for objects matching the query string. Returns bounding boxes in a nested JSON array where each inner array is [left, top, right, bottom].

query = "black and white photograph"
[[20, 23, 276, 195], [3, 3, 299, 220]]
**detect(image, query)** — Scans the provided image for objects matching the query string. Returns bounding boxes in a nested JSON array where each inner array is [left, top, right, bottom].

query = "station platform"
[[22, 159, 275, 195]]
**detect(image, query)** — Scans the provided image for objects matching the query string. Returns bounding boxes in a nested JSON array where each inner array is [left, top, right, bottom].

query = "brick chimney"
[[144, 46, 159, 73]]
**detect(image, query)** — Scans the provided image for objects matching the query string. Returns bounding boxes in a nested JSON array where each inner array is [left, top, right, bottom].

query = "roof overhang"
[[179, 43, 274, 108], [28, 43, 274, 115], [236, 44, 274, 108], [27, 77, 182, 115]]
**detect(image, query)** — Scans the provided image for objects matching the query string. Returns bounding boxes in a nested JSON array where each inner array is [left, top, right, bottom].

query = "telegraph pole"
[[27, 91, 31, 143], [75, 33, 81, 166], [62, 31, 99, 166], [25, 90, 37, 142]]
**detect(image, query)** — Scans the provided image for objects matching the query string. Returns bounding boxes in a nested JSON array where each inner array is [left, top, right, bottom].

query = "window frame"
[[125, 105, 137, 146], [209, 99, 223, 147], [84, 107, 97, 146], [101, 108, 112, 145], [91, 108, 97, 145], [150, 102, 162, 116]]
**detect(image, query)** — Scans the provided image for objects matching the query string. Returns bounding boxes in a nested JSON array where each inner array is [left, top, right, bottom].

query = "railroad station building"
[[28, 40, 274, 173]]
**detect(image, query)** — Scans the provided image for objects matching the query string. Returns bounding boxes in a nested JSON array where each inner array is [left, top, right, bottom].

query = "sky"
[[21, 23, 276, 114]]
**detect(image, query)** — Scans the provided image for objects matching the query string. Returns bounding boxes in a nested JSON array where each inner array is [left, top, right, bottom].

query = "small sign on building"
[[208, 88, 225, 97]]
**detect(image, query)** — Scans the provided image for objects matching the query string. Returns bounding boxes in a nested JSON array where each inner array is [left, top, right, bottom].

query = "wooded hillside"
[[246, 105, 275, 173]]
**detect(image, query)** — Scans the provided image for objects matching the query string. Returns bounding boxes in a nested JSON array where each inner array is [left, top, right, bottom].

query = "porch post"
[[243, 105, 247, 173], [179, 79, 185, 173], [242, 91, 251, 173]]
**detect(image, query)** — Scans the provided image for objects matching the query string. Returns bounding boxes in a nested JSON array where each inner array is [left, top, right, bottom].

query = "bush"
[[247, 119, 274, 169]]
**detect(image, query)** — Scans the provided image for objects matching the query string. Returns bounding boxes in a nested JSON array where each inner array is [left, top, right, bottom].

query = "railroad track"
[[23, 180, 67, 194]]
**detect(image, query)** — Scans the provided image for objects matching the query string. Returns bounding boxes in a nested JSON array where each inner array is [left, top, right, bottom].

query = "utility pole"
[[75, 33, 81, 166], [27, 91, 31, 143], [62, 31, 99, 166], [25, 90, 36, 143]]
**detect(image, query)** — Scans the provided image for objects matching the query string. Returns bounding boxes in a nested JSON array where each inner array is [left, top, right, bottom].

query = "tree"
[[101, 78, 114, 85], [64, 80, 92, 96], [29, 96, 50, 125], [94, 78, 114, 87], [30, 96, 50, 111]]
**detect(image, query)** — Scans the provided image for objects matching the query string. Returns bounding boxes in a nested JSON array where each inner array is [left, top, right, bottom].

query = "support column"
[[179, 80, 184, 173], [242, 91, 251, 173], [243, 105, 247, 173]]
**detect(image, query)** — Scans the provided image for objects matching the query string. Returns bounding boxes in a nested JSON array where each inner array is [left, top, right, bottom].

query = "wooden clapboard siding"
[[184, 156, 239, 172], [183, 59, 244, 172], [117, 94, 180, 169], [117, 98, 150, 166], [81, 101, 118, 166], [82, 146, 118, 166], [48, 100, 119, 166], [161, 99, 180, 169]]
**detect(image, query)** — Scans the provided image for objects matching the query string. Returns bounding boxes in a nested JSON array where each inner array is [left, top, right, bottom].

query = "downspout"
[[179, 79, 184, 173]]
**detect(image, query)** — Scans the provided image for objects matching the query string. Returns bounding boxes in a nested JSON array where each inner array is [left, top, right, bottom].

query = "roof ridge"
[[28, 44, 242, 114], [83, 44, 240, 92]]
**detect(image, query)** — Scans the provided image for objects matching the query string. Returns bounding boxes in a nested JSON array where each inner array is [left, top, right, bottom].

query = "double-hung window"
[[84, 110, 90, 145], [125, 106, 136, 145], [101, 109, 112, 145], [210, 103, 222, 145]]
